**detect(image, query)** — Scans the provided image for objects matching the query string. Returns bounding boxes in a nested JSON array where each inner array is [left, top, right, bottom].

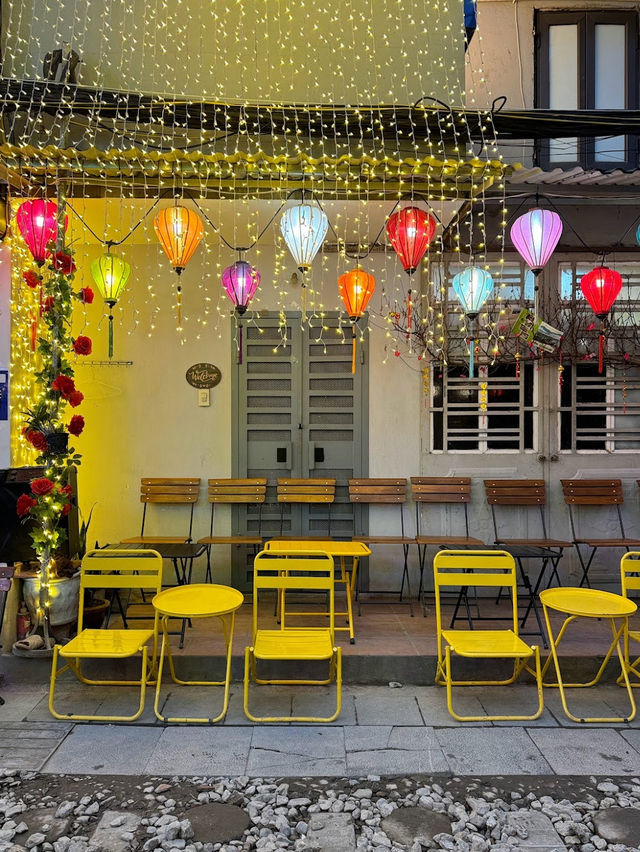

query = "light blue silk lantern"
[[280, 203, 328, 272], [452, 267, 494, 376]]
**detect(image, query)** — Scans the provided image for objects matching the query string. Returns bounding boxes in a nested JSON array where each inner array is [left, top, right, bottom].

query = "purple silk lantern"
[[221, 260, 260, 315], [222, 260, 260, 365], [510, 208, 562, 276]]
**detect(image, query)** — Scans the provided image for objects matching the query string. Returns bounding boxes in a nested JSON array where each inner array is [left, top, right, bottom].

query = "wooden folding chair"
[[349, 478, 414, 615], [198, 479, 267, 582], [411, 477, 485, 614], [485, 479, 571, 641], [122, 478, 200, 544], [433, 549, 543, 722], [244, 550, 341, 722], [562, 479, 640, 587], [276, 478, 336, 538], [49, 549, 163, 721], [620, 552, 640, 686]]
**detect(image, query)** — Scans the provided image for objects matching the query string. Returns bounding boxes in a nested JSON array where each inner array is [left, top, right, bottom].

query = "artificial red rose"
[[52, 252, 76, 275], [73, 336, 92, 356], [16, 493, 37, 517], [80, 287, 94, 304], [67, 414, 84, 436], [61, 503, 71, 516], [51, 374, 75, 397], [60, 484, 74, 497], [31, 477, 55, 496], [67, 390, 84, 408], [42, 296, 56, 312], [25, 429, 47, 452], [23, 270, 41, 289]]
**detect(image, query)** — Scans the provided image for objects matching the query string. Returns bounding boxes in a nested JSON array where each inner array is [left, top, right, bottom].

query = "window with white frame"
[[431, 363, 537, 453], [559, 363, 640, 452]]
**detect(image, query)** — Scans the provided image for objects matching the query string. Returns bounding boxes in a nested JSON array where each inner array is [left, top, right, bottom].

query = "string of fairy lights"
[[5, 0, 640, 474]]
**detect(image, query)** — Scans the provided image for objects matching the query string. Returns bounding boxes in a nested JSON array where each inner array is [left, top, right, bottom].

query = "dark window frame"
[[535, 9, 639, 170]]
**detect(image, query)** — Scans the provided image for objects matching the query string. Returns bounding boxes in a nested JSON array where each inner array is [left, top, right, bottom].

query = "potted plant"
[[74, 505, 109, 628]]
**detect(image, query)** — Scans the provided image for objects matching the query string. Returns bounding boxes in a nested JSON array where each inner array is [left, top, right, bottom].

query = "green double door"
[[231, 312, 369, 588]]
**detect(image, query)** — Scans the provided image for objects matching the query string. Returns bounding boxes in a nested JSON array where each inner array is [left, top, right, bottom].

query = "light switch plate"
[[198, 389, 210, 406]]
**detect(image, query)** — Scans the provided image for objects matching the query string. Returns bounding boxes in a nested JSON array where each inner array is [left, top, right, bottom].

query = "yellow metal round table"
[[540, 586, 637, 724], [152, 583, 244, 724]]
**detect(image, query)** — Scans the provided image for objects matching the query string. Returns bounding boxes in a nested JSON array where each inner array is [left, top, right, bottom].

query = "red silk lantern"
[[16, 200, 67, 266], [338, 268, 376, 373], [386, 206, 437, 274], [580, 266, 623, 373]]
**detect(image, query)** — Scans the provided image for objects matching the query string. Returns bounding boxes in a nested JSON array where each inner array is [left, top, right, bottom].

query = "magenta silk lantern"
[[16, 200, 68, 265], [221, 260, 260, 315], [510, 208, 562, 276]]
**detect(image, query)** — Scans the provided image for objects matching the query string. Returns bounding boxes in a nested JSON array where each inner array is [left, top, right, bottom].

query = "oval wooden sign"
[[186, 363, 222, 389]]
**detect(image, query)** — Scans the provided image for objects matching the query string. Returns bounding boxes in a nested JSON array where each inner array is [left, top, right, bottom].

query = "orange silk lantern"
[[154, 204, 204, 328], [338, 267, 376, 373]]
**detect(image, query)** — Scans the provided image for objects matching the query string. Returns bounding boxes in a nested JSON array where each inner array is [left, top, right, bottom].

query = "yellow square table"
[[263, 540, 371, 643], [152, 583, 244, 723], [540, 586, 637, 723]]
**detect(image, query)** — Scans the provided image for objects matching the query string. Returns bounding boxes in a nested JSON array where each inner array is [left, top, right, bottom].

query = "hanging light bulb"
[[510, 208, 562, 276], [386, 206, 437, 274], [338, 267, 376, 373], [16, 200, 68, 266], [452, 267, 494, 377], [580, 265, 623, 373], [153, 204, 203, 328], [222, 260, 261, 315], [280, 203, 328, 273], [90, 250, 131, 358]]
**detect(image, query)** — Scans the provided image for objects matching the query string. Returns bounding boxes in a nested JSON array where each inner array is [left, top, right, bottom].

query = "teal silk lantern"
[[280, 203, 328, 272], [452, 267, 494, 376]]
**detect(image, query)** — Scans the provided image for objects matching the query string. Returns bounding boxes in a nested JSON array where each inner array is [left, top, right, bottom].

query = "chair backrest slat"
[[562, 479, 624, 505], [208, 478, 267, 503], [484, 479, 546, 505], [411, 477, 471, 503], [140, 478, 200, 504], [348, 478, 407, 504]]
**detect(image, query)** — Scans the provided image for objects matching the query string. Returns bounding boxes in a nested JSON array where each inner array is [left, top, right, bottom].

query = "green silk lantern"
[[90, 251, 131, 357]]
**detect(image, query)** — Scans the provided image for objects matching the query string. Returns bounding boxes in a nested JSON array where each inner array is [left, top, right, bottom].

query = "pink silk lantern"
[[16, 200, 67, 265], [222, 260, 261, 365], [510, 208, 562, 276]]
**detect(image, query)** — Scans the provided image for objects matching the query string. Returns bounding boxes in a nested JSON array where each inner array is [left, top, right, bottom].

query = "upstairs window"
[[536, 10, 639, 169]]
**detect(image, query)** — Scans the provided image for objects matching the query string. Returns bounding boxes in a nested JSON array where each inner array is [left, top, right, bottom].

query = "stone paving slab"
[[0, 721, 72, 771], [43, 723, 163, 774], [351, 687, 424, 726], [504, 812, 567, 851], [528, 728, 640, 775], [145, 726, 253, 775], [434, 728, 552, 775], [344, 725, 449, 774], [247, 726, 346, 776], [306, 812, 356, 852], [88, 810, 142, 852]]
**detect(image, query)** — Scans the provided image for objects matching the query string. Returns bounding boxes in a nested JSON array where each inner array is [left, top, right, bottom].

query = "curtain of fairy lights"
[[1, 0, 508, 379]]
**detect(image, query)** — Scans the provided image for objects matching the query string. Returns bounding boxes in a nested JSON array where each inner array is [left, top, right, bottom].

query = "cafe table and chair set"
[[46, 476, 640, 725]]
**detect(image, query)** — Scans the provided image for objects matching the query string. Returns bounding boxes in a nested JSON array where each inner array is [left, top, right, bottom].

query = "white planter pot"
[[23, 574, 81, 626]]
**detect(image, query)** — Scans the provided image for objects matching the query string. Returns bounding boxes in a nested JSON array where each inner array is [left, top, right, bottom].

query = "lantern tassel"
[[469, 338, 475, 378], [301, 282, 307, 319], [108, 313, 114, 359], [407, 289, 412, 353], [238, 320, 243, 366], [30, 310, 38, 351], [176, 285, 182, 329], [351, 324, 357, 374], [598, 331, 605, 374]]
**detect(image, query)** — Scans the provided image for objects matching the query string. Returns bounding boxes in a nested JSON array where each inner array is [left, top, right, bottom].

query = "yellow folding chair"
[[49, 549, 163, 721], [433, 549, 543, 722], [244, 550, 342, 723], [621, 552, 640, 685]]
